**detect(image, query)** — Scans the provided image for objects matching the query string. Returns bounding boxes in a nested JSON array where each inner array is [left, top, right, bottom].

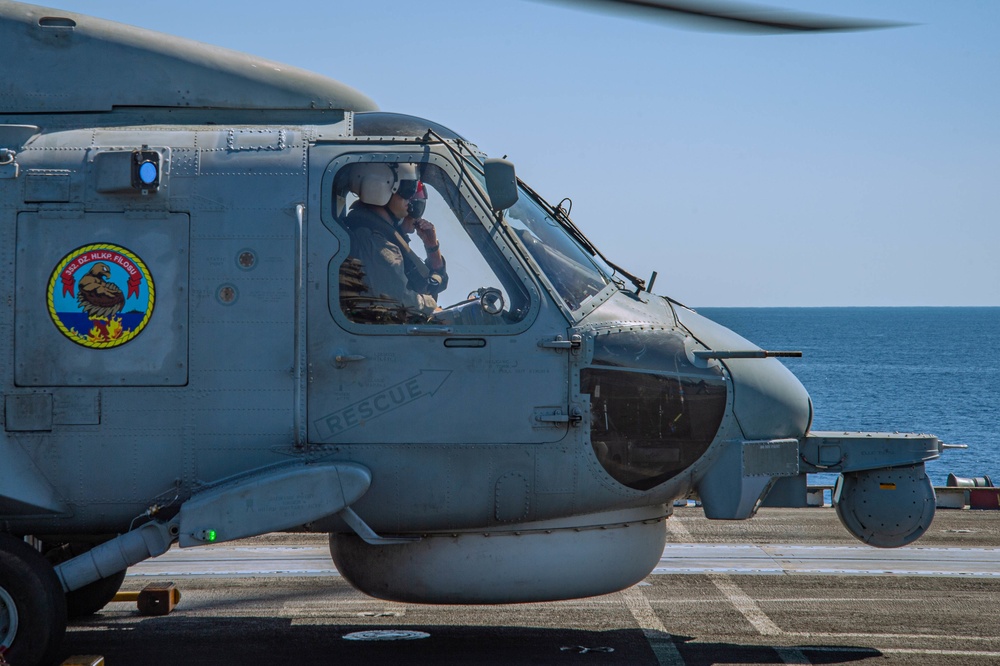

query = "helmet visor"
[[406, 181, 427, 218], [396, 179, 418, 200]]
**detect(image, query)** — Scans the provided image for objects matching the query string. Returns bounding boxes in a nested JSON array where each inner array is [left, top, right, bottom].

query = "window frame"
[[320, 149, 544, 336]]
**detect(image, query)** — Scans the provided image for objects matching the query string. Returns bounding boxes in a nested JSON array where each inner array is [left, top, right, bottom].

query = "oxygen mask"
[[407, 181, 427, 219]]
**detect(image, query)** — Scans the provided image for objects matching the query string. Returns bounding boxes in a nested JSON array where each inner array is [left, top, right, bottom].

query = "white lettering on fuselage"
[[313, 370, 450, 439]]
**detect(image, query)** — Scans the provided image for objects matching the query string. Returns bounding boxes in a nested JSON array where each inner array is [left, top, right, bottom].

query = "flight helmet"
[[350, 162, 419, 206]]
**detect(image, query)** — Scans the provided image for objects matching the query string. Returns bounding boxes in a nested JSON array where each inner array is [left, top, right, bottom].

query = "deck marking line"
[[880, 648, 1000, 658], [621, 586, 685, 666], [668, 519, 810, 665], [706, 572, 810, 665], [803, 646, 1000, 659], [787, 631, 997, 642], [665, 516, 694, 540], [707, 572, 783, 636]]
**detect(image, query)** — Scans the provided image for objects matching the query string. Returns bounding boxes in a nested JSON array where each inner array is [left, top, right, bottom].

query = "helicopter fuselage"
[[0, 0, 943, 642], [2, 107, 940, 600]]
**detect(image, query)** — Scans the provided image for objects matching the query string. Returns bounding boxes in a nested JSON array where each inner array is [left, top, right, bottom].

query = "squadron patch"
[[47, 243, 155, 348]]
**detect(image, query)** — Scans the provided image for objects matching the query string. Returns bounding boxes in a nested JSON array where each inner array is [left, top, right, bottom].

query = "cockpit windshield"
[[502, 186, 613, 313]]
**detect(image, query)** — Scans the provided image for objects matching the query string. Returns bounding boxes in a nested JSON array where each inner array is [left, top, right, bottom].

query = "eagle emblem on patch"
[[47, 243, 155, 348]]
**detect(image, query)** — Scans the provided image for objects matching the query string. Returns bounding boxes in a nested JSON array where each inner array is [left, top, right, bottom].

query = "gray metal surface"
[[0, 2, 378, 113]]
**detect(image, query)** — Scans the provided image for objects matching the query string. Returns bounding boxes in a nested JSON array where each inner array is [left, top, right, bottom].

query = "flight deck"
[[59, 507, 1000, 666]]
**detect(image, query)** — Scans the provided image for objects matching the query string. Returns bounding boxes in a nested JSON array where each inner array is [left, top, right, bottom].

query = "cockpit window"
[[331, 160, 531, 327], [503, 190, 611, 312], [352, 112, 468, 142]]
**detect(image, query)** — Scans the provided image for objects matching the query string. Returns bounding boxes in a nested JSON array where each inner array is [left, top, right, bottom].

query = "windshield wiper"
[[518, 180, 644, 292]]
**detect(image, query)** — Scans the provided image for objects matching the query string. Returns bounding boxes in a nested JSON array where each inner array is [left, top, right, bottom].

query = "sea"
[[697, 307, 1000, 488]]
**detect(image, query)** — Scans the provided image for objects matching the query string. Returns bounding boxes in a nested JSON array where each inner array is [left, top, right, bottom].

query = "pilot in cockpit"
[[340, 162, 448, 322]]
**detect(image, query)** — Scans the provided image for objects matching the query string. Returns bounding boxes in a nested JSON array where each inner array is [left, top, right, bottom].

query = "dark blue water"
[[56, 312, 147, 337], [698, 307, 1000, 487]]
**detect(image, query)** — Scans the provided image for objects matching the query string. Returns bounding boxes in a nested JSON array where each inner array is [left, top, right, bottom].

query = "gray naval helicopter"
[[0, 1, 953, 663]]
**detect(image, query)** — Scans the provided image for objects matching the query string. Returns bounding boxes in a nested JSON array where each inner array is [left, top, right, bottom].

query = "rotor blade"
[[538, 0, 910, 34]]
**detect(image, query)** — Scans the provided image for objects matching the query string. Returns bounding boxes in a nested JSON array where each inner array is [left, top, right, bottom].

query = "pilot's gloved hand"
[[411, 218, 438, 252]]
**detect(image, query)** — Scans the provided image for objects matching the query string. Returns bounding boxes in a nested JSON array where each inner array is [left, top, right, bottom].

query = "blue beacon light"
[[131, 149, 161, 192], [138, 161, 158, 185]]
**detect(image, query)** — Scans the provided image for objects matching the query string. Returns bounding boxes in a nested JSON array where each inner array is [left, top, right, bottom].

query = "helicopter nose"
[[676, 307, 812, 441], [674, 307, 813, 519]]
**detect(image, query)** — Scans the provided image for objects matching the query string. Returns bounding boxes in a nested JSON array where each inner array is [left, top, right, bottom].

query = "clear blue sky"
[[44, 0, 1000, 306]]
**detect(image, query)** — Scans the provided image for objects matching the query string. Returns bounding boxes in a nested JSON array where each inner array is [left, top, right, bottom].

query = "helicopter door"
[[307, 154, 571, 446]]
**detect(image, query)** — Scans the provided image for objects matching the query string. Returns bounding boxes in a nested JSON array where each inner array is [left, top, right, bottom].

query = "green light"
[[206, 529, 217, 542]]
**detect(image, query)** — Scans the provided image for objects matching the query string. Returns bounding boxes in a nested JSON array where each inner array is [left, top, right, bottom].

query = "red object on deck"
[[969, 488, 1000, 510]]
